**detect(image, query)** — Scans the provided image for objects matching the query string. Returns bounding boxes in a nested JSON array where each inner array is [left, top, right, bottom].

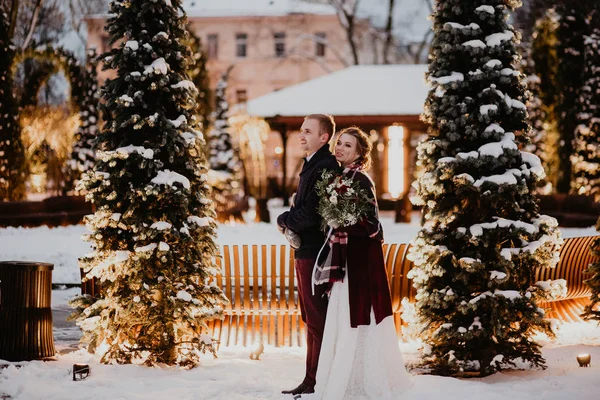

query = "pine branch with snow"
[[529, 10, 561, 192], [553, 0, 592, 193], [519, 42, 551, 193], [63, 48, 100, 193], [0, 10, 27, 201], [185, 27, 212, 131], [409, 0, 562, 377], [71, 0, 228, 368], [206, 69, 244, 218], [570, 29, 599, 201], [576, 25, 600, 323]]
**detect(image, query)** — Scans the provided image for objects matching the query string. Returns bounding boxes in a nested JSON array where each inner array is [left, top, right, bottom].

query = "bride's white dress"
[[309, 278, 412, 400]]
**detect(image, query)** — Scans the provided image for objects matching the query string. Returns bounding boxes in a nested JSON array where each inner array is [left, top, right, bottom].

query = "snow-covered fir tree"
[[571, 28, 599, 201], [408, 0, 563, 376], [530, 9, 561, 191], [519, 44, 549, 192], [64, 48, 100, 193], [206, 69, 244, 218], [71, 0, 227, 367], [574, 20, 600, 322], [0, 10, 27, 201], [185, 27, 212, 131], [554, 0, 591, 193]]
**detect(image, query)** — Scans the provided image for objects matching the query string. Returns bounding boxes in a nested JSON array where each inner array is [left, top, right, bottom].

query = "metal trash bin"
[[0, 261, 56, 361]]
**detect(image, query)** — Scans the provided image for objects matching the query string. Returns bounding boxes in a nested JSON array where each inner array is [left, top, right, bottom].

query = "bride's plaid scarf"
[[313, 164, 361, 289]]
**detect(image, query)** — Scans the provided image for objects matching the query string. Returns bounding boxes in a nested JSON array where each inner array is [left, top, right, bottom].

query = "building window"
[[236, 89, 248, 104], [207, 34, 218, 59], [274, 32, 286, 57], [235, 33, 248, 58], [315, 32, 326, 57]]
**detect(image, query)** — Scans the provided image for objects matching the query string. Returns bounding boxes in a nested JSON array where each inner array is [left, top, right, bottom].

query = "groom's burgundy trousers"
[[295, 258, 329, 387]]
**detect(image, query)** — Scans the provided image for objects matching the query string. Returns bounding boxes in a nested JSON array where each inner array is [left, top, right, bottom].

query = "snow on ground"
[[2, 285, 600, 400], [0, 203, 599, 399]]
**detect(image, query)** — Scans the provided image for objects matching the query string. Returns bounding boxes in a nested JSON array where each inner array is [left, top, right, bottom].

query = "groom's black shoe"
[[282, 382, 309, 395], [301, 385, 315, 394]]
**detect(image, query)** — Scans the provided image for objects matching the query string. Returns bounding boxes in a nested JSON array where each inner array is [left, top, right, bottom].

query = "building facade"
[[85, 1, 372, 105]]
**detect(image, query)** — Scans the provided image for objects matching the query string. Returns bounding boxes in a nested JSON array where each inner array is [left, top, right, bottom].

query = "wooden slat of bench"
[[260, 245, 270, 344], [242, 245, 251, 347], [270, 245, 278, 345], [287, 246, 298, 347], [251, 245, 260, 346], [278, 245, 287, 347]]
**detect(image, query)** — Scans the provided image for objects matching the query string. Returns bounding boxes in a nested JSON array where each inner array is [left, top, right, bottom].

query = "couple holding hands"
[[277, 114, 411, 399]]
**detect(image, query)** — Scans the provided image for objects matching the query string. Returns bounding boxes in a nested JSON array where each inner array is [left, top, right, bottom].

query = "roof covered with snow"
[[183, 0, 337, 17], [246, 64, 429, 118]]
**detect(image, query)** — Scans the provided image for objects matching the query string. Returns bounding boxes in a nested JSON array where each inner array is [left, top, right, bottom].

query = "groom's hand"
[[277, 212, 288, 234]]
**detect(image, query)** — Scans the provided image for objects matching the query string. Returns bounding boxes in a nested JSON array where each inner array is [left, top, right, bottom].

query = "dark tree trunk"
[[255, 198, 270, 223]]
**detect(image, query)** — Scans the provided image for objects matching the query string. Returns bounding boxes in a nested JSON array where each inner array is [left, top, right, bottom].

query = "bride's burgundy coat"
[[338, 171, 393, 328]]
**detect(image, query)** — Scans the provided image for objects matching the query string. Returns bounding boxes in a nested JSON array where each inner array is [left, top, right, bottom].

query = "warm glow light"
[[387, 125, 405, 199], [30, 173, 46, 193], [229, 114, 270, 198], [274, 146, 283, 155]]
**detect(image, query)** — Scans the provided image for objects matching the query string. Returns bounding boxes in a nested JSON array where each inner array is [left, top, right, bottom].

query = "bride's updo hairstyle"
[[336, 126, 372, 170]]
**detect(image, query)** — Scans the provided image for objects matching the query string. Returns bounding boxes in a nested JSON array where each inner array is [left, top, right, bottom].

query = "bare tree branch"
[[424, 0, 434, 14], [411, 28, 432, 64], [329, 0, 360, 65], [382, 0, 395, 64], [8, 0, 19, 39], [22, 0, 43, 49], [287, 48, 334, 73], [291, 33, 350, 68]]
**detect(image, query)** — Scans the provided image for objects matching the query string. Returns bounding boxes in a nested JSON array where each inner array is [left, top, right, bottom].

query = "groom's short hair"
[[305, 114, 335, 142]]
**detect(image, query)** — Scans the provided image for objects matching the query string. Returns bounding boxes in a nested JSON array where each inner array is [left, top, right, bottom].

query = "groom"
[[277, 114, 339, 395]]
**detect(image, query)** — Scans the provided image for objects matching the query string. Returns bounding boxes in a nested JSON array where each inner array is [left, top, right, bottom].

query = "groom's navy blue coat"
[[277, 144, 339, 260]]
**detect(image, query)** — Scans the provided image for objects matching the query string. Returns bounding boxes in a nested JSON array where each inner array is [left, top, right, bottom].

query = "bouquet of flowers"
[[315, 169, 371, 229]]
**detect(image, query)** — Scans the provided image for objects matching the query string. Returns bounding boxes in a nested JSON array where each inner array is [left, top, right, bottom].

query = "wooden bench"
[[81, 236, 598, 347], [207, 243, 417, 347], [535, 235, 598, 322]]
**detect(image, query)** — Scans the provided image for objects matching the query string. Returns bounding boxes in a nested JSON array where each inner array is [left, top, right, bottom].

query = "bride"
[[306, 127, 412, 399]]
